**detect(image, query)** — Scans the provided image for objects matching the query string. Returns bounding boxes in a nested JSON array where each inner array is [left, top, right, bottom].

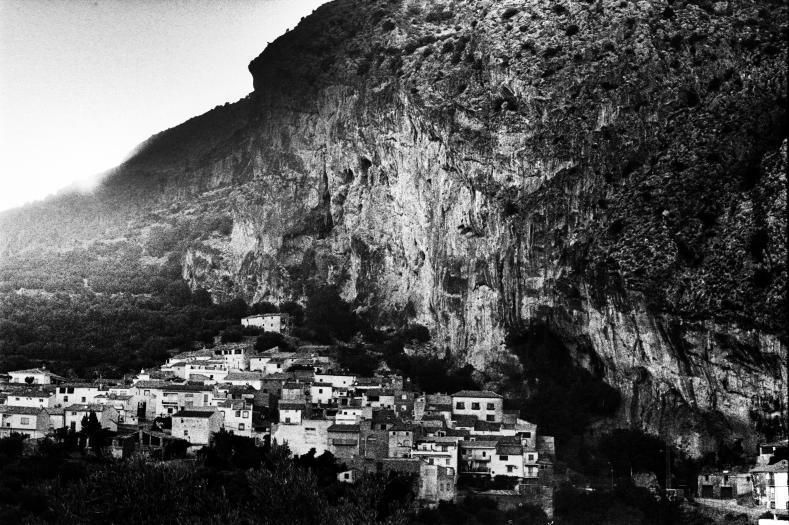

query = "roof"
[[9, 368, 61, 377], [311, 382, 333, 387], [452, 415, 478, 426], [278, 402, 306, 410], [460, 440, 499, 449], [0, 405, 46, 415], [174, 410, 218, 418], [751, 459, 789, 473], [328, 424, 361, 433], [474, 421, 502, 432], [224, 372, 264, 381], [425, 403, 452, 412], [390, 423, 416, 432], [496, 443, 523, 455], [64, 404, 112, 412], [452, 390, 503, 399], [6, 388, 55, 398]]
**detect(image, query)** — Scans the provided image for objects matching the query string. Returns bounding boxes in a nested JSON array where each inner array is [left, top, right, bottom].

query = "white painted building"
[[241, 313, 292, 334], [451, 391, 504, 423], [8, 368, 65, 385], [0, 406, 49, 438]]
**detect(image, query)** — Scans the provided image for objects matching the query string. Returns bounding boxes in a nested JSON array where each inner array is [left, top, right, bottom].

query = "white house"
[[751, 460, 789, 512], [5, 388, 57, 408], [310, 382, 334, 405], [241, 313, 292, 334], [0, 406, 50, 438], [314, 372, 356, 389], [279, 402, 306, 425], [8, 368, 65, 385], [54, 383, 102, 407], [217, 400, 253, 437], [223, 371, 265, 390], [272, 419, 333, 456], [451, 391, 504, 423]]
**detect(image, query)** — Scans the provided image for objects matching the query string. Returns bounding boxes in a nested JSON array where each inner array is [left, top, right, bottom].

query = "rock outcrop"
[[1, 0, 786, 455]]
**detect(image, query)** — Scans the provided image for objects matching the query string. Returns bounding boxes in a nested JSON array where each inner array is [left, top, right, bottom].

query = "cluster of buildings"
[[697, 440, 789, 515], [0, 313, 556, 508]]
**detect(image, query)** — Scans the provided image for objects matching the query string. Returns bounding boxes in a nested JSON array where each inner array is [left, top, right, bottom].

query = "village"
[[0, 312, 786, 522], [0, 312, 557, 514]]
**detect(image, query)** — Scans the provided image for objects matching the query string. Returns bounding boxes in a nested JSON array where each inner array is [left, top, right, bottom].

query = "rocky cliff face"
[[1, 0, 786, 455]]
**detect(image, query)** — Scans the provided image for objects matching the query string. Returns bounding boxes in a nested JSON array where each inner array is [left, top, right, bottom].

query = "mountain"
[[1, 0, 786, 456]]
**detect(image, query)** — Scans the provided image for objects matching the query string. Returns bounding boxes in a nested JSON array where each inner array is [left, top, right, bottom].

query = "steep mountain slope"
[[1, 0, 786, 455]]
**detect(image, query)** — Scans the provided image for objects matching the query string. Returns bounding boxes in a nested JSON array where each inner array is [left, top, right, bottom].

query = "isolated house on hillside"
[[241, 313, 292, 334]]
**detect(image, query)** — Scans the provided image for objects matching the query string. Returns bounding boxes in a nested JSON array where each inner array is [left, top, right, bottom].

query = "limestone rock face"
[[1, 0, 786, 454]]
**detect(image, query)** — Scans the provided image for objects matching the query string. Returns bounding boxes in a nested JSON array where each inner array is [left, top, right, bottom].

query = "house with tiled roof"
[[451, 391, 504, 423], [0, 405, 50, 438], [328, 424, 361, 459], [172, 409, 223, 447], [5, 387, 57, 409], [64, 403, 119, 432], [8, 368, 66, 385]]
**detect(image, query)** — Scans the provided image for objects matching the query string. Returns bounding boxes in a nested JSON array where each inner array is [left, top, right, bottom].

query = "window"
[[144, 390, 150, 396], [318, 389, 323, 393], [525, 431, 531, 438], [507, 465, 515, 473], [455, 402, 465, 410], [183, 430, 189, 436], [471, 402, 480, 410], [482, 451, 486, 457], [528, 454, 534, 461], [500, 455, 508, 460], [487, 403, 494, 410], [239, 423, 245, 431], [486, 415, 495, 421], [344, 473, 350, 480], [401, 394, 407, 400], [242, 411, 249, 418], [81, 397, 86, 402], [64, 396, 68, 402], [235, 410, 241, 417], [185, 393, 193, 398], [20, 417, 30, 425]]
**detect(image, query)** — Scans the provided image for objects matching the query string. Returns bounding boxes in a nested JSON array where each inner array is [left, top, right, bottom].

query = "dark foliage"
[[412, 495, 547, 525], [305, 285, 357, 342]]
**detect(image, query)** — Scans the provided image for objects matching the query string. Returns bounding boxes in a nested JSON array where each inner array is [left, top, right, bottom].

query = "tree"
[[305, 286, 356, 341], [251, 301, 278, 314]]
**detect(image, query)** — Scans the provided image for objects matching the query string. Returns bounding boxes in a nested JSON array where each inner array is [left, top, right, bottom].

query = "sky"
[[0, 0, 329, 212]]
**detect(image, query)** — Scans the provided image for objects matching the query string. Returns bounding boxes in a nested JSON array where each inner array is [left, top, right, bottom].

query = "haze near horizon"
[[0, 0, 329, 212]]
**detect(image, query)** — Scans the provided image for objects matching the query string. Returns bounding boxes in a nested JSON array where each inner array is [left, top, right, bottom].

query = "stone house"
[[697, 468, 752, 499], [64, 404, 119, 432], [171, 409, 222, 447], [327, 424, 361, 459]]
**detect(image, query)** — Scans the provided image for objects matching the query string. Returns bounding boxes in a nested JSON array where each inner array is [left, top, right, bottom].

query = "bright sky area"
[[0, 0, 329, 212]]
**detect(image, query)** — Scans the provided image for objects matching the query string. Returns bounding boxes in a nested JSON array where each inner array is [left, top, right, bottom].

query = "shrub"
[[501, 7, 519, 20]]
